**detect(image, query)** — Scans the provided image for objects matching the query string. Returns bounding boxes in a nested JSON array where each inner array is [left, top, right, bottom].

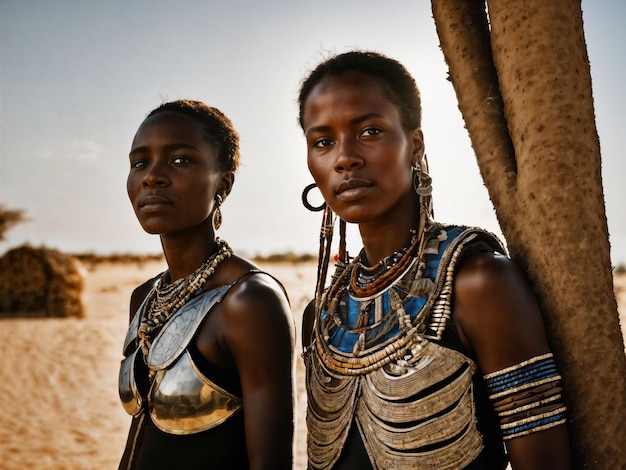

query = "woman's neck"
[[359, 215, 419, 267], [160, 231, 217, 282]]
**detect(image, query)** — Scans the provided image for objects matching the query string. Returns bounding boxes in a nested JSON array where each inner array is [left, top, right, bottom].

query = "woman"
[[118, 100, 294, 469], [298, 52, 571, 469]]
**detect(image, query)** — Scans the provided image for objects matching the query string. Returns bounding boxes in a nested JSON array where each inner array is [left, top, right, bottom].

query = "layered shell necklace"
[[137, 238, 233, 356], [315, 222, 436, 375]]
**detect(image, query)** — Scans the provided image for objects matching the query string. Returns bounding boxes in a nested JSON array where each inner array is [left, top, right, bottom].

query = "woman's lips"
[[336, 178, 373, 200], [139, 194, 172, 211]]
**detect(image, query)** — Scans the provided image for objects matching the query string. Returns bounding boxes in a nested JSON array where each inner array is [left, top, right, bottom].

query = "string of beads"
[[315, 224, 432, 374], [138, 238, 233, 355]]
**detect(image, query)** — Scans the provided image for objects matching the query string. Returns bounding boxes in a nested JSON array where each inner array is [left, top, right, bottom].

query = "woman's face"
[[127, 111, 228, 236], [302, 71, 423, 226]]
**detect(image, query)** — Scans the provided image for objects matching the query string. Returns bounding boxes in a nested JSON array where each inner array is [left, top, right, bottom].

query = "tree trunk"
[[431, 0, 626, 468]]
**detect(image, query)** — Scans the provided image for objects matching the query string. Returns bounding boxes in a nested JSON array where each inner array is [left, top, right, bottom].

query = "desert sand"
[[1, 259, 625, 470]]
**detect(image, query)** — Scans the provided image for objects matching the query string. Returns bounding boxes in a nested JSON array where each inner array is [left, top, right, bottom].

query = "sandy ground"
[[0, 260, 624, 470]]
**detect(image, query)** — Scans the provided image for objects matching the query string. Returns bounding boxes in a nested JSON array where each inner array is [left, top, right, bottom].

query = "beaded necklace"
[[354, 231, 416, 288], [138, 238, 233, 356], [316, 223, 433, 375], [323, 225, 423, 322]]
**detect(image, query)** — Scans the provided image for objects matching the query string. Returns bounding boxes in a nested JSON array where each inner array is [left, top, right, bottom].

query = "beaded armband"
[[484, 353, 567, 440]]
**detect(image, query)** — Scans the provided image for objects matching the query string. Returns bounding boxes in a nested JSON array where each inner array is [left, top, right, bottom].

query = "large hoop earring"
[[212, 194, 223, 231], [302, 183, 326, 212]]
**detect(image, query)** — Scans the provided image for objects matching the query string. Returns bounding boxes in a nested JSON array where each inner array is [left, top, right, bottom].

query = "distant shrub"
[[0, 245, 84, 318], [72, 252, 164, 269], [71, 250, 313, 267], [253, 252, 317, 263], [614, 264, 626, 275]]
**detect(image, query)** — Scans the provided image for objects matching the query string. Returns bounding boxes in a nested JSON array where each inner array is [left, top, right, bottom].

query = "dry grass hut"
[[0, 245, 85, 318]]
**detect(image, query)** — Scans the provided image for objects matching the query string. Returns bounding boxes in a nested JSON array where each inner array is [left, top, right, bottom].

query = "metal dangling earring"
[[412, 164, 421, 195], [302, 183, 326, 212], [412, 163, 432, 197], [212, 194, 223, 231], [412, 155, 434, 223]]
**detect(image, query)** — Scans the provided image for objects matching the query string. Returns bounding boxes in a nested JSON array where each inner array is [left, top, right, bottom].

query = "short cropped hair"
[[298, 51, 422, 132], [148, 99, 240, 172]]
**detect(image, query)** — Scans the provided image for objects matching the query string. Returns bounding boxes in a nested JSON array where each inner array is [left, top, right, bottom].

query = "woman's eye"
[[130, 159, 146, 169], [314, 138, 333, 148], [171, 155, 191, 164], [360, 127, 382, 138]]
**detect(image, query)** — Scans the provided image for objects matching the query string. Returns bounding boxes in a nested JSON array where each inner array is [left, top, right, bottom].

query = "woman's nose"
[[333, 139, 363, 172], [142, 162, 169, 187]]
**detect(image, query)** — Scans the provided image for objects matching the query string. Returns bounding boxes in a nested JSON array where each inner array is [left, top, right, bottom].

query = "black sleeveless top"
[[119, 270, 285, 470]]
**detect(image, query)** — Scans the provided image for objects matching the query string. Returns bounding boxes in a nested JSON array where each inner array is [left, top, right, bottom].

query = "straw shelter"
[[0, 245, 85, 318]]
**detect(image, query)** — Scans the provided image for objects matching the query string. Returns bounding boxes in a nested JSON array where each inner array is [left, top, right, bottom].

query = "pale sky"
[[1, 1, 624, 265]]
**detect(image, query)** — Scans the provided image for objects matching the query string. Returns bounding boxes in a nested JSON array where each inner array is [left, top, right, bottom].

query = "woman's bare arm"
[[453, 252, 571, 470], [218, 274, 295, 470]]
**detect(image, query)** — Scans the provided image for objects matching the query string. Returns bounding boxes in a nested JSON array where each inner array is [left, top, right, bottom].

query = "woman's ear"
[[411, 129, 425, 164], [218, 172, 235, 202]]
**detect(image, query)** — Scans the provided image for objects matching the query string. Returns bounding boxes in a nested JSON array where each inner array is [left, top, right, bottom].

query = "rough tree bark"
[[431, 0, 626, 468]]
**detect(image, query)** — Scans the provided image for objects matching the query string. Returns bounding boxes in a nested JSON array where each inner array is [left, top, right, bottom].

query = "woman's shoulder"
[[218, 254, 284, 291], [207, 256, 294, 356], [452, 251, 550, 372], [454, 250, 517, 293], [215, 255, 291, 320], [453, 251, 533, 323]]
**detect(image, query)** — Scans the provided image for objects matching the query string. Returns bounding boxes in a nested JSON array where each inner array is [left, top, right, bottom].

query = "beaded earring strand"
[[138, 238, 233, 355]]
